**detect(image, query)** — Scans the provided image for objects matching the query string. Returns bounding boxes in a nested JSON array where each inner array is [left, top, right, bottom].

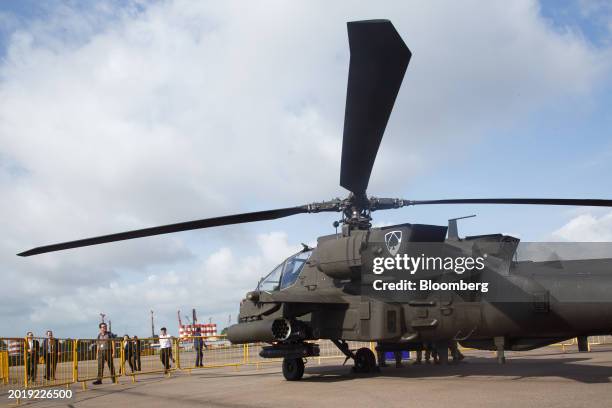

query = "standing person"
[[425, 341, 440, 364], [93, 323, 116, 385], [132, 336, 141, 371], [414, 345, 423, 364], [42, 330, 59, 381], [158, 327, 172, 374], [25, 332, 40, 383], [193, 327, 206, 367], [376, 344, 402, 368], [122, 335, 135, 374]]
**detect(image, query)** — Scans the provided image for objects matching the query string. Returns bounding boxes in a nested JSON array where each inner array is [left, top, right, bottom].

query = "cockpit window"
[[280, 250, 312, 289], [258, 263, 283, 292], [257, 250, 313, 292]]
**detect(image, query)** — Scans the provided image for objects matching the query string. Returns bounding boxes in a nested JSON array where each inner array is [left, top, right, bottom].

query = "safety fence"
[[551, 335, 612, 352], [0, 335, 372, 392], [1, 335, 611, 392]]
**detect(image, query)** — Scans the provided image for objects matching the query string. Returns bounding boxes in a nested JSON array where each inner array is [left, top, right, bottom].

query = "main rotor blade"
[[406, 198, 612, 207], [340, 20, 411, 197], [17, 206, 311, 257]]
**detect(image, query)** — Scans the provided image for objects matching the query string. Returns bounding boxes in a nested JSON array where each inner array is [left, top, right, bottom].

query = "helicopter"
[[19, 19, 612, 381]]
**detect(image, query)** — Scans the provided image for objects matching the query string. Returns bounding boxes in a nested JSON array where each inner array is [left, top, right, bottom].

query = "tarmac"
[[4, 345, 612, 408]]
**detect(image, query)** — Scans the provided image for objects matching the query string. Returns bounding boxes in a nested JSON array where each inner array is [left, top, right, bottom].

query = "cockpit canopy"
[[257, 249, 313, 292]]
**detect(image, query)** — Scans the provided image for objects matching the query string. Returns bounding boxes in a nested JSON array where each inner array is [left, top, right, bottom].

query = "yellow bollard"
[[72, 339, 79, 383], [23, 337, 28, 389]]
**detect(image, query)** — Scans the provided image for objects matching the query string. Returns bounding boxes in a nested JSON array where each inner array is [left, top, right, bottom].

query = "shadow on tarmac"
[[299, 349, 612, 384]]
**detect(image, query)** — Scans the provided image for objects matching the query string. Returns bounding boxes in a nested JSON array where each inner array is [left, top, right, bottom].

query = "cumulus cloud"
[[22, 231, 300, 337], [551, 211, 612, 241], [1, 0, 611, 336]]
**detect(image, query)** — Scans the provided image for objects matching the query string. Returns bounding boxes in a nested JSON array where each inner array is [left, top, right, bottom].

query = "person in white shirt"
[[159, 327, 173, 373]]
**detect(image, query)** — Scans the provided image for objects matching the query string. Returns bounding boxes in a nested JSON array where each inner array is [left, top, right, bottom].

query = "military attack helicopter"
[[19, 20, 612, 381]]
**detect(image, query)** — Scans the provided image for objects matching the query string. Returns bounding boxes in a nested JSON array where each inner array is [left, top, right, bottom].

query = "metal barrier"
[[175, 337, 374, 370], [126, 337, 179, 377], [1, 334, 611, 393], [0, 350, 7, 384], [0, 337, 74, 390], [30, 336, 74, 388], [177, 336, 243, 370], [552, 335, 612, 352], [75, 339, 121, 386]]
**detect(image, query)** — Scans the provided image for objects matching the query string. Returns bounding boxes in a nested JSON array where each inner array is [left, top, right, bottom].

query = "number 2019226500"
[[8, 389, 73, 399]]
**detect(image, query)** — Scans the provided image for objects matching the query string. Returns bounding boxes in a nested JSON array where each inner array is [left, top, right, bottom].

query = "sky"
[[0, 0, 611, 338]]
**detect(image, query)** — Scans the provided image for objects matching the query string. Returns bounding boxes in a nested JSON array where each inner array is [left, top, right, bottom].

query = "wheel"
[[282, 357, 304, 381], [353, 347, 377, 373]]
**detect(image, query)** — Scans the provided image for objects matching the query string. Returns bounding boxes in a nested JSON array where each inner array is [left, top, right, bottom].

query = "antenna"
[[99, 313, 106, 324], [150, 310, 155, 338], [447, 214, 476, 240]]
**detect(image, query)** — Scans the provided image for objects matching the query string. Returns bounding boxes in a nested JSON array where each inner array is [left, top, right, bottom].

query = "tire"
[[282, 357, 305, 381], [354, 347, 377, 373]]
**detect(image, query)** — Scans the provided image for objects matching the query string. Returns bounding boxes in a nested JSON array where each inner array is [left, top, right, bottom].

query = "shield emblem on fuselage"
[[384, 230, 402, 256]]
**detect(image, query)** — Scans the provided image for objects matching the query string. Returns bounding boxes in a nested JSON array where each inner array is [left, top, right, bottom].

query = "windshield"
[[280, 250, 312, 289], [258, 263, 283, 292], [258, 250, 312, 292]]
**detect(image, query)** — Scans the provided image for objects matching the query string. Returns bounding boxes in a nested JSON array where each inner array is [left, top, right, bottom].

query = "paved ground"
[[3, 345, 612, 408]]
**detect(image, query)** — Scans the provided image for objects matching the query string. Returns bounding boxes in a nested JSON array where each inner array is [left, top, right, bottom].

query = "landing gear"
[[494, 336, 506, 364], [577, 336, 590, 352], [353, 347, 377, 373], [330, 339, 378, 374], [282, 357, 305, 381]]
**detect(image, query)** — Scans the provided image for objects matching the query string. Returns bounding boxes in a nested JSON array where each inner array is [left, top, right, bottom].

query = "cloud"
[[0, 0, 611, 337], [551, 211, 612, 241], [21, 231, 300, 337]]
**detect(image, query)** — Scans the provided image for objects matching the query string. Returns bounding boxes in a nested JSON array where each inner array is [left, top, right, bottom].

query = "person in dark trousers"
[[93, 323, 116, 385], [377, 348, 402, 368], [122, 335, 135, 374], [42, 330, 59, 380], [25, 332, 40, 382], [132, 335, 141, 371], [193, 327, 207, 367], [158, 327, 172, 374], [415, 345, 423, 364]]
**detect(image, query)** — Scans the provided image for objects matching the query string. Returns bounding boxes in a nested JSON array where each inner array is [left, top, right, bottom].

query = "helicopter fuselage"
[[229, 223, 612, 354]]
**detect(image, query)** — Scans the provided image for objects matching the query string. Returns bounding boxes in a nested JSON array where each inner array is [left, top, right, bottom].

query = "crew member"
[[376, 343, 402, 368], [424, 341, 439, 364]]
